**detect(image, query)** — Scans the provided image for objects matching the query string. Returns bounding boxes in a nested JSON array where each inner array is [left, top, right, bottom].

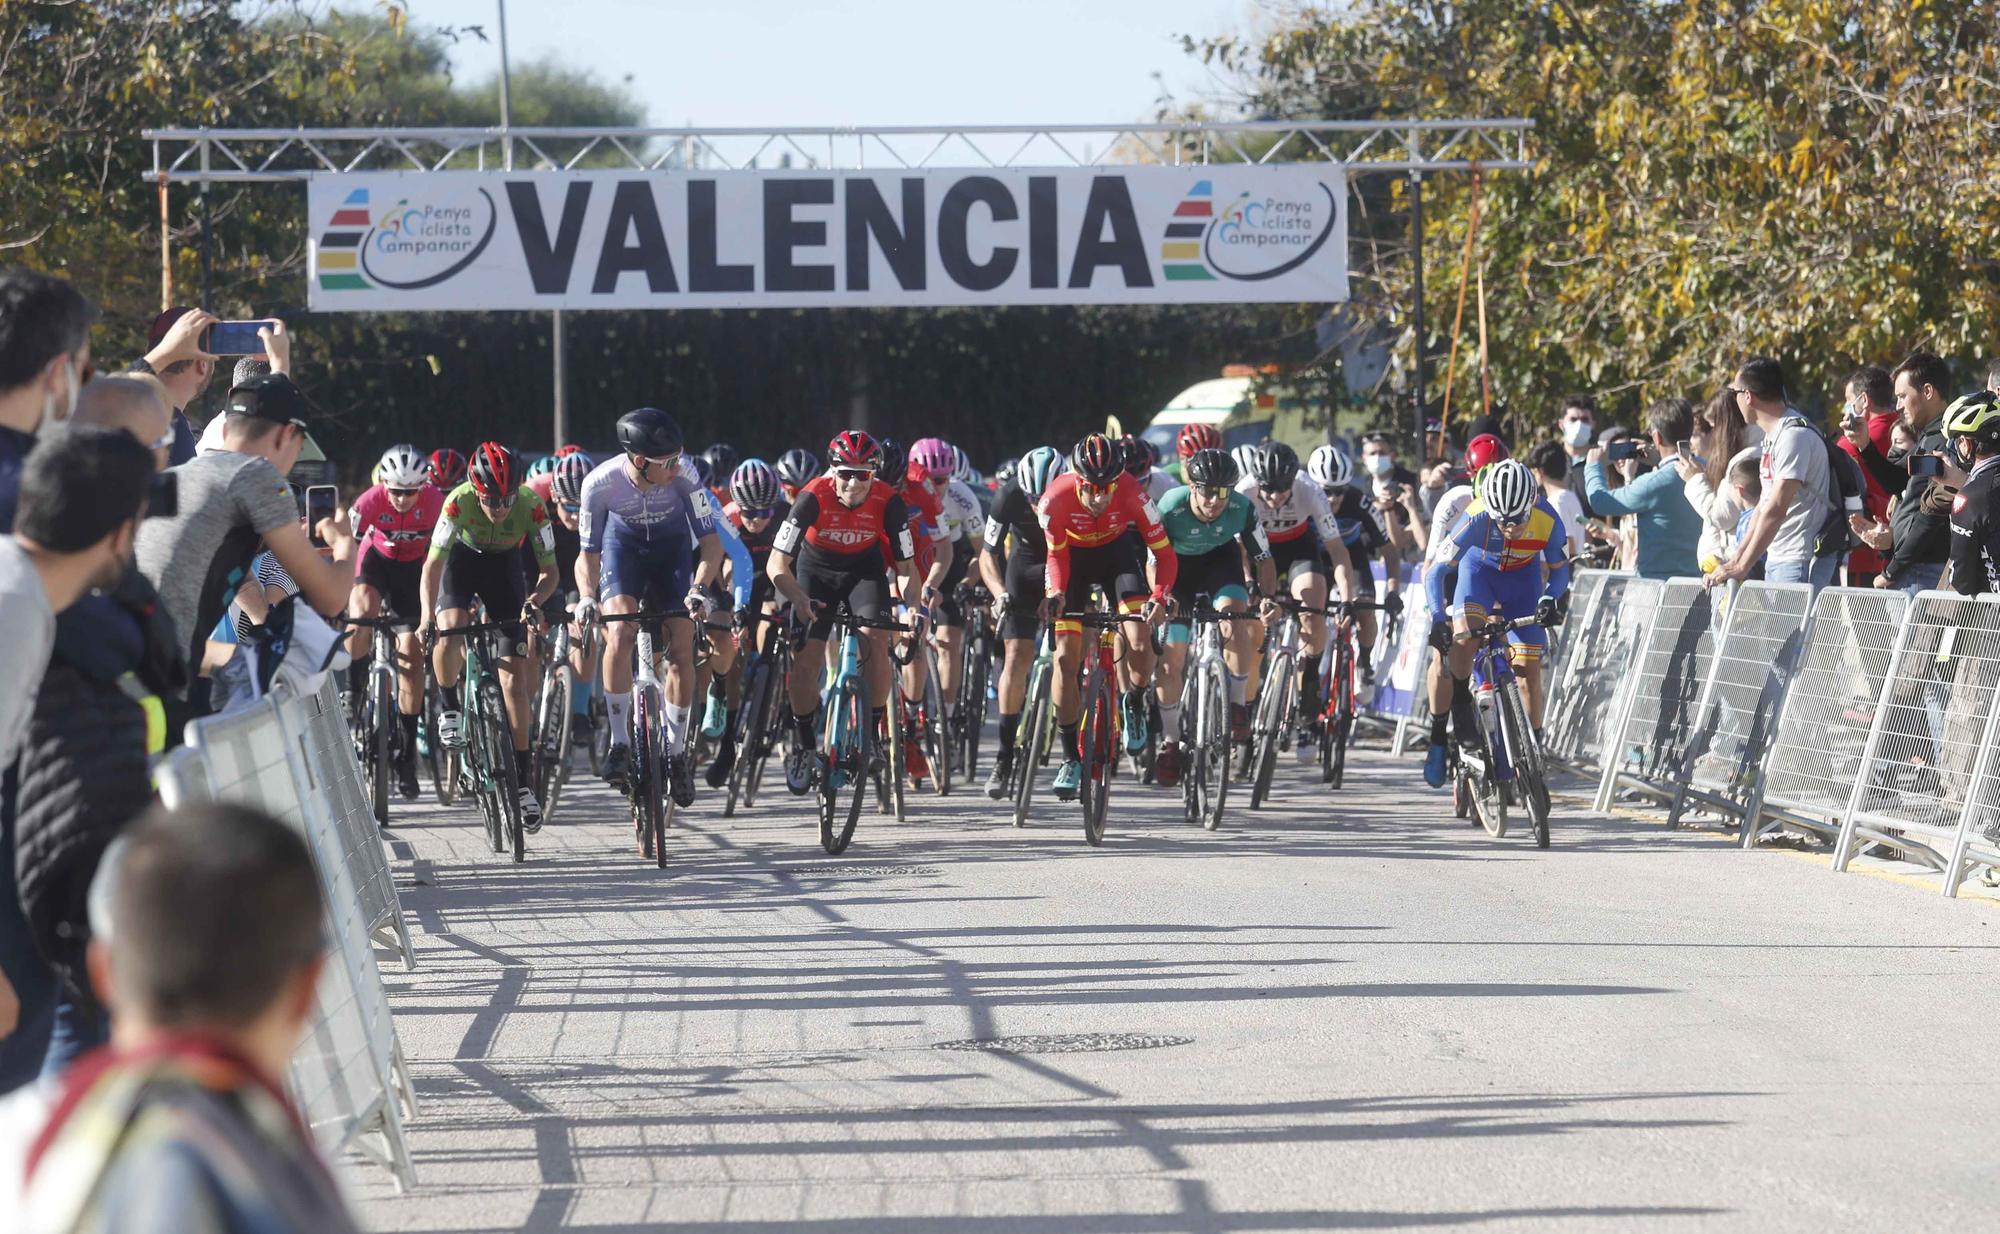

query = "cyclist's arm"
[[923, 534, 953, 594], [419, 551, 447, 628], [262, 521, 354, 619], [690, 531, 724, 592], [712, 519, 755, 608], [529, 558, 558, 609], [577, 551, 601, 602], [978, 529, 1009, 597], [1423, 514, 1478, 620], [766, 547, 813, 614], [1539, 515, 1573, 601]]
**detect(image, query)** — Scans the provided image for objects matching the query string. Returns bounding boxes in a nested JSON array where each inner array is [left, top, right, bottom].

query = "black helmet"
[[1119, 433, 1151, 479], [702, 442, 739, 476], [1182, 447, 1239, 489], [1252, 440, 1300, 491], [776, 447, 820, 489], [877, 437, 908, 487], [616, 407, 684, 458]]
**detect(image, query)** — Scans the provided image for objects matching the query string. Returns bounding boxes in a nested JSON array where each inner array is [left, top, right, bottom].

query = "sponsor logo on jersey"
[[821, 526, 875, 548]]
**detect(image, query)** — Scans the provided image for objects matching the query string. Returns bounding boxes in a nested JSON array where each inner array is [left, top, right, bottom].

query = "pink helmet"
[[909, 436, 957, 481]]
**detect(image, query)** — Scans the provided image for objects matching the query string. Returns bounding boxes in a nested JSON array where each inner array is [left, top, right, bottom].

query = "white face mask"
[[40, 355, 80, 432], [1563, 419, 1593, 447], [1364, 453, 1393, 476]]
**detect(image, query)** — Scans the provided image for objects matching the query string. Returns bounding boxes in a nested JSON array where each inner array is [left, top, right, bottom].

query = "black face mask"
[[1886, 447, 1911, 467]]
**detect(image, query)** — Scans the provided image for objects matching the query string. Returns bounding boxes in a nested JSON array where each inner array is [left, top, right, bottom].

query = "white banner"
[[306, 166, 1347, 311]]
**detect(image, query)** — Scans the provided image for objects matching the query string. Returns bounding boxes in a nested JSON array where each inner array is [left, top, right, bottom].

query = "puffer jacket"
[[14, 569, 186, 1015]]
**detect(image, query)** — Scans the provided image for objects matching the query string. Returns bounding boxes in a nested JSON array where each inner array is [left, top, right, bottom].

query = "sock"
[[1450, 677, 1479, 737], [721, 707, 741, 742], [1358, 644, 1374, 672], [1299, 653, 1322, 701], [708, 677, 727, 703], [606, 691, 631, 742], [665, 701, 691, 753], [1159, 699, 1183, 741], [441, 684, 461, 710], [999, 712, 1021, 753], [1226, 671, 1248, 705], [398, 711, 418, 749], [1060, 722, 1081, 760], [572, 676, 593, 716], [1430, 713, 1449, 744], [792, 708, 818, 741]]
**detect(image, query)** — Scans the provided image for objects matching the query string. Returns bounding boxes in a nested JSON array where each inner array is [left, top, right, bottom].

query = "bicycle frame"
[[1468, 627, 1522, 786]]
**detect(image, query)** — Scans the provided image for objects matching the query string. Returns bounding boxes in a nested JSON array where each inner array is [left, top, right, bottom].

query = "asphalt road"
[[347, 730, 2000, 1233]]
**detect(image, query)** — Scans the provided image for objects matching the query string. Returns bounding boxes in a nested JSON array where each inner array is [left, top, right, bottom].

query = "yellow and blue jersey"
[[1424, 496, 1570, 623]]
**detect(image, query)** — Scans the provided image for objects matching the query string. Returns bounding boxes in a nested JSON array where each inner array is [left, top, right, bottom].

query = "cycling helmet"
[[951, 444, 977, 486], [777, 447, 821, 488], [827, 430, 881, 470], [1017, 446, 1065, 497], [877, 437, 909, 487], [1230, 443, 1264, 481], [378, 444, 428, 490], [1177, 422, 1223, 459], [909, 437, 956, 481], [1251, 440, 1301, 492], [428, 447, 467, 490], [1070, 433, 1124, 485], [468, 442, 522, 502], [1464, 432, 1509, 475], [703, 443, 739, 477], [730, 458, 783, 510], [1477, 458, 1538, 523], [551, 452, 593, 504], [1119, 433, 1152, 479], [527, 453, 559, 480], [680, 453, 714, 489], [555, 442, 588, 458], [1307, 444, 1352, 490], [616, 407, 684, 458], [1942, 390, 2000, 458], [1183, 447, 1239, 489]]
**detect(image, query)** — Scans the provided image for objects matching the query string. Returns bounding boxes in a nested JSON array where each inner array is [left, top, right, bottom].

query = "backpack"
[[1778, 415, 1864, 557]]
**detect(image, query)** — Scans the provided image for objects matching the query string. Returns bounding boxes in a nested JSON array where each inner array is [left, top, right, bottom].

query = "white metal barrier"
[[154, 678, 420, 1189], [1594, 579, 1724, 811], [1666, 582, 1814, 829], [1541, 571, 1648, 774]]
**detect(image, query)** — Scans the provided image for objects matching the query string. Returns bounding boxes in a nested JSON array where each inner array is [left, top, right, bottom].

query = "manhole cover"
[[787, 864, 941, 879], [932, 1033, 1192, 1055]]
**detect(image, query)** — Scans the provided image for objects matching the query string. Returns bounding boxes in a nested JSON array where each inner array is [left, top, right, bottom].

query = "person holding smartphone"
[[1581, 399, 1704, 580]]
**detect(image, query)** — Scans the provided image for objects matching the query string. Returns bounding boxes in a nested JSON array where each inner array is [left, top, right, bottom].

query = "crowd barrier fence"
[[154, 675, 419, 1189]]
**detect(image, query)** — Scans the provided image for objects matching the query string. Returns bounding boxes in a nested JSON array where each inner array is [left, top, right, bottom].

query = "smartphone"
[[1606, 439, 1643, 462], [1674, 440, 1692, 459], [306, 484, 338, 547], [1909, 453, 1945, 478], [202, 319, 279, 356]]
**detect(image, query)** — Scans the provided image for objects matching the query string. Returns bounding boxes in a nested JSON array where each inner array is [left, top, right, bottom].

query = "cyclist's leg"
[[432, 544, 483, 697], [848, 570, 896, 718], [348, 577, 382, 663], [994, 545, 1043, 762], [477, 554, 536, 756], [662, 615, 696, 752], [932, 546, 971, 705], [1289, 555, 1329, 709]]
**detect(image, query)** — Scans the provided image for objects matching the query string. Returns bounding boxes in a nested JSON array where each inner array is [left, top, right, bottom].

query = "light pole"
[[495, 1, 568, 450]]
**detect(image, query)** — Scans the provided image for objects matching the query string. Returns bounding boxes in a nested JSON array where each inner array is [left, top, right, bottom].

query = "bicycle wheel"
[[480, 678, 525, 863], [1079, 665, 1112, 846], [1468, 693, 1508, 838], [961, 628, 989, 778], [633, 687, 667, 865], [1013, 662, 1050, 828], [890, 694, 909, 822], [821, 681, 867, 854], [587, 690, 610, 777], [1249, 658, 1292, 810], [1200, 663, 1231, 832], [369, 666, 393, 825], [536, 666, 572, 824], [1500, 680, 1551, 848], [726, 658, 770, 816], [924, 669, 951, 797]]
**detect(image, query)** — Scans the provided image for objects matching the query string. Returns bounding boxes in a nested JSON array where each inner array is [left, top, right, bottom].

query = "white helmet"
[[1229, 444, 1263, 482], [378, 443, 429, 489], [951, 444, 978, 486], [1478, 458, 1538, 524], [1307, 444, 1352, 490]]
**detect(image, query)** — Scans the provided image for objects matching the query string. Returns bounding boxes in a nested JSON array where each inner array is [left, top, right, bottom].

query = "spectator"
[[1526, 441, 1587, 562], [15, 380, 188, 1087], [1838, 366, 1900, 586], [134, 373, 355, 739], [1358, 433, 1426, 553], [1989, 358, 2000, 398], [1581, 399, 1703, 579], [124, 308, 229, 466], [1676, 390, 1752, 572], [0, 272, 96, 530], [1721, 454, 1765, 574], [1875, 352, 1956, 595], [1358, 432, 1421, 487], [0, 430, 157, 1095], [1558, 394, 1599, 515], [1706, 357, 1839, 590], [21, 802, 362, 1234]]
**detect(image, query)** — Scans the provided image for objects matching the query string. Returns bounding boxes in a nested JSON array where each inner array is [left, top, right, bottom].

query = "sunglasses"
[[740, 506, 775, 520], [482, 492, 517, 508], [1192, 484, 1230, 500], [1076, 480, 1113, 500], [386, 487, 421, 498], [560, 501, 581, 515], [833, 468, 875, 484]]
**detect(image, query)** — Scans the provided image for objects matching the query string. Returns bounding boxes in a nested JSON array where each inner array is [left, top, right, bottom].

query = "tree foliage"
[[1191, 0, 2000, 434]]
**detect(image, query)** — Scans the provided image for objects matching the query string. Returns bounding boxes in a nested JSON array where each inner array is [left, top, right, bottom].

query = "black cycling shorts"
[[1270, 533, 1326, 586], [438, 543, 529, 652], [1169, 545, 1252, 615], [1054, 536, 1149, 616], [357, 550, 422, 630], [797, 547, 893, 642], [932, 538, 976, 626], [996, 543, 1048, 641]]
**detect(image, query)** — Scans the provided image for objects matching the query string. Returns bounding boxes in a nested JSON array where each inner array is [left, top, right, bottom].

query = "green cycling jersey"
[[428, 482, 557, 564], [1158, 486, 1270, 560]]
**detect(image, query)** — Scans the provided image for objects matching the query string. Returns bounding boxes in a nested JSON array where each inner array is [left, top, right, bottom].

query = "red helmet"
[[469, 441, 522, 502], [1176, 422, 1223, 459], [428, 447, 467, 489], [1070, 433, 1124, 486], [1119, 434, 1152, 478], [555, 442, 587, 458], [827, 429, 882, 470], [1465, 433, 1509, 475]]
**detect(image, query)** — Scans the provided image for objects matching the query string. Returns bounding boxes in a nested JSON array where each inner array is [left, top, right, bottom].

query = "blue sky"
[[409, 0, 1255, 128]]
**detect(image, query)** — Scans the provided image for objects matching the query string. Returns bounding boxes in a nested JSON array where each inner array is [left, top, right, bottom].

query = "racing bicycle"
[[1180, 599, 1255, 831], [813, 605, 910, 853], [430, 619, 528, 863], [1456, 611, 1554, 848]]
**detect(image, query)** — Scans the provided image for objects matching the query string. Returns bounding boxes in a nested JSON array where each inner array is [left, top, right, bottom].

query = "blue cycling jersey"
[[577, 458, 718, 554], [1423, 498, 1571, 622]]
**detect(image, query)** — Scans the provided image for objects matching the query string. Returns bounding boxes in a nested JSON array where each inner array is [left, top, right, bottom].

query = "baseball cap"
[[147, 305, 194, 349], [226, 373, 309, 428]]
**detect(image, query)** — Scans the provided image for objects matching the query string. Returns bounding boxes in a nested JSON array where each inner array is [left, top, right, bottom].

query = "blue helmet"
[[1016, 446, 1065, 498]]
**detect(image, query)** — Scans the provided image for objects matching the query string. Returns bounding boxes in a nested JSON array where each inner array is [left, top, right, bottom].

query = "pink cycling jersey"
[[350, 481, 444, 572]]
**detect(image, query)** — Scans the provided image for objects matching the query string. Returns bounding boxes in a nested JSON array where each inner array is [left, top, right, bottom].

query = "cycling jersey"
[[726, 499, 790, 561], [1949, 456, 2000, 596], [1327, 485, 1387, 555], [1424, 484, 1476, 565], [576, 458, 717, 554], [1235, 474, 1339, 545], [983, 477, 1045, 561], [936, 478, 985, 543], [350, 482, 443, 568], [429, 482, 556, 564], [775, 475, 915, 562], [1143, 467, 1177, 504], [710, 514, 755, 610], [1158, 486, 1269, 561], [1038, 472, 1176, 598], [1423, 497, 1570, 623]]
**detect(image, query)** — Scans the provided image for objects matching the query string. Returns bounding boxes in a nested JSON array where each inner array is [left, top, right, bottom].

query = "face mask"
[[1563, 420, 1593, 447], [40, 355, 79, 432], [1364, 453, 1393, 476], [1886, 447, 1910, 467]]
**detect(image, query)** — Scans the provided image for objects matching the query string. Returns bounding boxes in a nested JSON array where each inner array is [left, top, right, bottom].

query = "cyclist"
[[978, 445, 1063, 798], [573, 408, 729, 808], [950, 445, 989, 516], [769, 430, 920, 794], [1236, 442, 1360, 752], [881, 437, 954, 785], [1308, 444, 1403, 683], [1423, 458, 1570, 781], [346, 444, 443, 798], [419, 442, 559, 828], [1123, 433, 1177, 504], [703, 443, 740, 490], [1152, 447, 1274, 787], [546, 452, 600, 745], [1176, 422, 1224, 465], [703, 458, 792, 787], [688, 454, 756, 768], [776, 447, 820, 503], [1042, 433, 1177, 800], [910, 436, 986, 760], [1418, 432, 1509, 786], [429, 446, 467, 491]]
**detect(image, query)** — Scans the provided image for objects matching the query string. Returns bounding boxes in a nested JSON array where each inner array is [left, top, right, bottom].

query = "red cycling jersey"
[[890, 476, 946, 573], [1038, 472, 1177, 597], [774, 474, 915, 562], [350, 481, 444, 572]]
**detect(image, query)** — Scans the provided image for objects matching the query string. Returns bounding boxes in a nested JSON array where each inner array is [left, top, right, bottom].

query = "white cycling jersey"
[[1424, 484, 1476, 566], [939, 478, 985, 544], [1234, 473, 1339, 545], [1144, 467, 1176, 504], [577, 457, 717, 553]]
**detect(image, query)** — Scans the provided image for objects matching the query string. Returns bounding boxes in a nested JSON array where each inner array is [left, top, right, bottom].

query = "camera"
[[1606, 439, 1646, 462]]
